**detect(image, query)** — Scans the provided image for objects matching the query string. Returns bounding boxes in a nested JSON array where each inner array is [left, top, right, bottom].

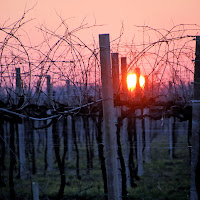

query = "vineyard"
[[0, 8, 200, 200]]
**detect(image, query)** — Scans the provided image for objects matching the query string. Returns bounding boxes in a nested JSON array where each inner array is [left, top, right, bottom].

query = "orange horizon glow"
[[127, 74, 145, 91], [1, 0, 198, 91]]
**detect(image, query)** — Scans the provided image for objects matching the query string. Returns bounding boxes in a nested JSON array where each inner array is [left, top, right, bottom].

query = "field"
[[0, 117, 190, 200]]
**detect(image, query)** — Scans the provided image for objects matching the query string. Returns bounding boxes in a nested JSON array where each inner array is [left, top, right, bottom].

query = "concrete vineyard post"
[[99, 34, 120, 200]]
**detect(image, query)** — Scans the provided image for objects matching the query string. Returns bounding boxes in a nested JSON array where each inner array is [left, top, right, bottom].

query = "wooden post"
[[168, 117, 174, 159], [144, 108, 151, 163], [136, 109, 143, 176], [121, 118, 130, 187], [76, 116, 84, 144], [190, 37, 200, 199], [144, 75, 149, 98], [32, 182, 39, 200], [121, 57, 127, 99], [16, 68, 22, 93], [33, 121, 39, 157], [168, 81, 173, 101], [66, 79, 71, 104], [66, 80, 70, 95], [190, 100, 200, 200], [15, 68, 22, 104], [94, 49, 98, 101], [112, 53, 122, 196], [99, 34, 120, 200], [194, 36, 200, 100], [47, 110, 53, 171], [67, 115, 73, 161], [47, 75, 51, 105], [111, 54, 121, 124], [18, 120, 26, 179], [135, 67, 141, 100], [111, 53, 120, 97]]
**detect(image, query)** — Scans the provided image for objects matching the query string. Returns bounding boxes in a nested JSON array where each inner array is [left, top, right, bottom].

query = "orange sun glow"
[[127, 74, 145, 91], [139, 75, 145, 88], [127, 74, 137, 91]]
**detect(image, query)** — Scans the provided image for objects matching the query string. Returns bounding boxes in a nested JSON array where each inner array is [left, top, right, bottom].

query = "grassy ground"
[[0, 120, 190, 200]]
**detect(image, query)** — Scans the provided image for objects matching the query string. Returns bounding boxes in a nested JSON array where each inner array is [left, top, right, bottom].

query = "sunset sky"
[[1, 0, 200, 44], [1, 0, 200, 86]]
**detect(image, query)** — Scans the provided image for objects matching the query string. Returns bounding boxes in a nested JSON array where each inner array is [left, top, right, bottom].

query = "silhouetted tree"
[[52, 118, 67, 200]]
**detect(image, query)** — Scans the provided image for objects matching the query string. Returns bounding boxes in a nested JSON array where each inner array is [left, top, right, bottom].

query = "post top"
[[99, 33, 110, 36]]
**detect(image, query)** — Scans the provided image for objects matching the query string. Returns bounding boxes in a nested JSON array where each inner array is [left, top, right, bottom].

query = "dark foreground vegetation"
[[0, 116, 190, 200]]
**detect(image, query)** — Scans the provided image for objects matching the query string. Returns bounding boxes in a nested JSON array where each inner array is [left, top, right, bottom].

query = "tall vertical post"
[[136, 109, 143, 176], [47, 75, 51, 106], [190, 101, 200, 200], [33, 121, 39, 157], [67, 115, 73, 161], [111, 53, 120, 98], [190, 36, 200, 200], [47, 110, 53, 171], [168, 117, 174, 159], [18, 120, 26, 179], [111, 53, 121, 124], [121, 57, 127, 99], [66, 80, 70, 96], [168, 81, 173, 101], [99, 34, 120, 200], [144, 75, 149, 98], [32, 182, 39, 200], [94, 50, 98, 101], [144, 108, 151, 163], [135, 67, 141, 100], [15, 68, 22, 104], [66, 79, 71, 104], [121, 118, 130, 187], [194, 36, 200, 100], [121, 57, 128, 112], [16, 68, 22, 94]]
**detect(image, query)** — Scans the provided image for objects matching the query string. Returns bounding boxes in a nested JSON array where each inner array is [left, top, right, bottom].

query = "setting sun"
[[127, 74, 145, 91], [127, 74, 137, 91], [139, 75, 145, 88]]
